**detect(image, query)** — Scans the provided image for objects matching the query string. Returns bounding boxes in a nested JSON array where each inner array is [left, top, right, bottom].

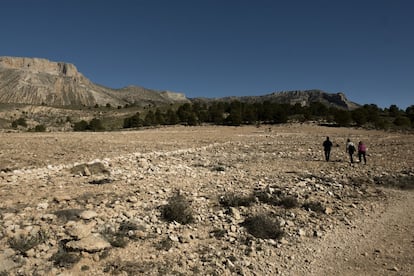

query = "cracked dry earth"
[[0, 124, 413, 275]]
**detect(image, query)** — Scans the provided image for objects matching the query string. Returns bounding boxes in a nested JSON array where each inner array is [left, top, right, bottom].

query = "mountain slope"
[[0, 56, 188, 107]]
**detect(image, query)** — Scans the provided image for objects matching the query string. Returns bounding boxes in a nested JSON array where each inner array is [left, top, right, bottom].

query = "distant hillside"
[[0, 56, 189, 107], [192, 90, 359, 110]]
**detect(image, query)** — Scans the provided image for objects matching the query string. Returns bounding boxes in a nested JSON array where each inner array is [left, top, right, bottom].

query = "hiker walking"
[[323, 136, 333, 161], [358, 141, 367, 164], [346, 139, 356, 163]]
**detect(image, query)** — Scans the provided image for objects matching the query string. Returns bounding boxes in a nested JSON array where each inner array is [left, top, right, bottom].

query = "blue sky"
[[1, 0, 413, 109]]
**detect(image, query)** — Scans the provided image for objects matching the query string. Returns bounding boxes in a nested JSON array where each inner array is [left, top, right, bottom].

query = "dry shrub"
[[89, 178, 113, 185], [254, 190, 299, 208], [254, 190, 280, 205], [241, 214, 284, 240], [161, 193, 194, 224], [54, 209, 84, 222], [302, 201, 325, 213], [155, 237, 174, 251], [8, 230, 48, 256], [219, 192, 256, 207], [101, 221, 141, 248], [104, 259, 162, 275], [374, 173, 414, 190], [278, 196, 300, 209], [50, 248, 81, 268]]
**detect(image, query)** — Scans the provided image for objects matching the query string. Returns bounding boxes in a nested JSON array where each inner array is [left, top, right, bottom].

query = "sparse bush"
[[278, 196, 300, 209], [119, 221, 139, 233], [254, 189, 298, 208], [101, 227, 129, 248], [104, 260, 152, 275], [219, 192, 256, 207], [34, 124, 46, 132], [89, 178, 113, 185], [302, 201, 325, 213], [73, 120, 89, 131], [241, 214, 284, 239], [161, 193, 194, 224], [211, 165, 226, 172], [101, 221, 141, 248], [54, 209, 84, 222], [374, 173, 414, 190], [50, 247, 81, 268], [105, 233, 129, 248], [254, 190, 279, 205], [156, 237, 174, 251], [210, 228, 227, 239], [8, 230, 48, 256], [11, 117, 27, 128]]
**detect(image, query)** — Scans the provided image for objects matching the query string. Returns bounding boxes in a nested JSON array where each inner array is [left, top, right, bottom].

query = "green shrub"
[[161, 193, 194, 224], [11, 117, 27, 128], [241, 214, 284, 239], [73, 120, 89, 131], [34, 124, 46, 132]]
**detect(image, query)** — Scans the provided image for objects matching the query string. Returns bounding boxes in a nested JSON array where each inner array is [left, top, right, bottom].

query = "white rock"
[[79, 210, 98, 220], [66, 234, 111, 252]]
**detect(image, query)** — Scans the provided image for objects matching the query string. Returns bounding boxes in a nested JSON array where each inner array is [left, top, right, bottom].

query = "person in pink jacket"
[[358, 141, 367, 164]]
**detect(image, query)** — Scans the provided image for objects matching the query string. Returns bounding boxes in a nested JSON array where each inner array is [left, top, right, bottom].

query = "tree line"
[[119, 101, 413, 130]]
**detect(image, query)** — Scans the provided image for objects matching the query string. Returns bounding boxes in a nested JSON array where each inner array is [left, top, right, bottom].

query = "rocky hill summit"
[[196, 90, 359, 110], [0, 56, 188, 107]]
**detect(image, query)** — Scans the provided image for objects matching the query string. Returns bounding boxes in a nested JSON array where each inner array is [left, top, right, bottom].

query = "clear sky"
[[1, 0, 413, 109]]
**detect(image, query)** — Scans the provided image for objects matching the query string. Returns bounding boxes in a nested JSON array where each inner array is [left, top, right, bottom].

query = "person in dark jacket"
[[323, 136, 333, 161], [346, 138, 356, 163]]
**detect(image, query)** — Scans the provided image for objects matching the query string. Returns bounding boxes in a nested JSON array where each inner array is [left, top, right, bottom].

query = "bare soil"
[[0, 124, 413, 275]]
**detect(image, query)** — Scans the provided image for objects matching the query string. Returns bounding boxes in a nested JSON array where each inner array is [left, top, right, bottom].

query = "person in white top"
[[346, 138, 356, 163]]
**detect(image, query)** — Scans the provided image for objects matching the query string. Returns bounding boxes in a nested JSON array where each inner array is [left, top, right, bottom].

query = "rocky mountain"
[[0, 56, 188, 107], [193, 90, 359, 110], [0, 56, 358, 110]]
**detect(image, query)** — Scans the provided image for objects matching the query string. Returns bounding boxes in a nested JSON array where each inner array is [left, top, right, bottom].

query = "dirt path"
[[306, 189, 414, 276]]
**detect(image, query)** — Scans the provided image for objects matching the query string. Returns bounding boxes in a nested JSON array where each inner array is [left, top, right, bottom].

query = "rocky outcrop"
[[194, 89, 360, 110], [0, 56, 189, 107]]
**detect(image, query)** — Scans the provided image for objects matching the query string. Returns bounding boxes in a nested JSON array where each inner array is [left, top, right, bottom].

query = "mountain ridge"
[[192, 90, 359, 110], [0, 56, 357, 110]]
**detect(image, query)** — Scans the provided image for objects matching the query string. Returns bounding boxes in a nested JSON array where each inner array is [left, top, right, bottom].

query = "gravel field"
[[0, 124, 413, 275]]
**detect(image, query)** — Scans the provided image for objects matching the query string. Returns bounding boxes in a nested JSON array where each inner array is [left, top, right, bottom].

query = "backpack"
[[349, 144, 355, 153]]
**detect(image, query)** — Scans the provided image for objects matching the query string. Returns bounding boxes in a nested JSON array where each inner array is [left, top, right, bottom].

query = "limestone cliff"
[[0, 56, 189, 107]]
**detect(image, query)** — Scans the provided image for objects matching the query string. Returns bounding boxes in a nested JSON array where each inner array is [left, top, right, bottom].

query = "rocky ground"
[[0, 124, 413, 275]]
